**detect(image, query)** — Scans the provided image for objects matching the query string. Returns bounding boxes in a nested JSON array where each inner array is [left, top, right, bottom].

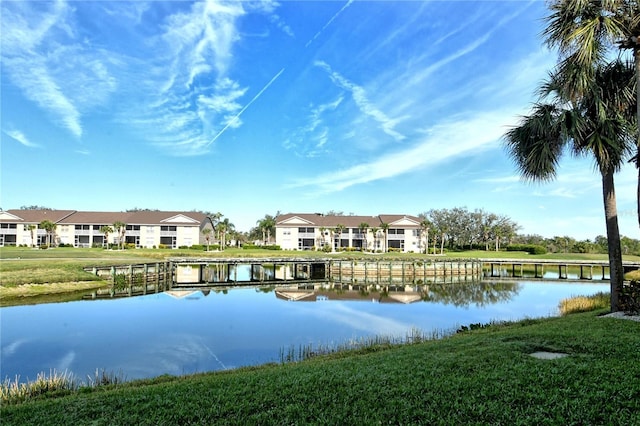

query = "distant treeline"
[[418, 207, 640, 255]]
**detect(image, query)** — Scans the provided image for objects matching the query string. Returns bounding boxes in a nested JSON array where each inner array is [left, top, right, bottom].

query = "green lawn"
[[2, 310, 639, 425]]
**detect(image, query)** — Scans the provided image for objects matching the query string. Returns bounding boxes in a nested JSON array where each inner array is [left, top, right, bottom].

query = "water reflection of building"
[[274, 281, 520, 307]]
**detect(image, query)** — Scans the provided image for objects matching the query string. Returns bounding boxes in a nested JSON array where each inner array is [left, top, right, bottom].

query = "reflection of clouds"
[[1, 338, 28, 357], [312, 303, 412, 336], [56, 351, 76, 372], [116, 333, 225, 378]]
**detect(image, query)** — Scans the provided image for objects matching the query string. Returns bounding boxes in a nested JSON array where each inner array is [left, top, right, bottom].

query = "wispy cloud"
[[1, 0, 117, 139], [283, 96, 344, 157], [288, 109, 515, 194], [120, 1, 289, 156], [3, 129, 39, 148], [315, 61, 406, 142]]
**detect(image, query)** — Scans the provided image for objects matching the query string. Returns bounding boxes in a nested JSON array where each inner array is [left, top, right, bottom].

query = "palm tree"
[[543, 0, 640, 228], [504, 60, 635, 312], [419, 219, 431, 254], [370, 227, 380, 252], [99, 225, 113, 249], [39, 220, 56, 247], [27, 224, 36, 248], [220, 218, 235, 250], [334, 224, 346, 250], [112, 221, 126, 250], [380, 223, 389, 253], [202, 228, 212, 251], [318, 226, 327, 250], [256, 214, 276, 245], [358, 222, 369, 251]]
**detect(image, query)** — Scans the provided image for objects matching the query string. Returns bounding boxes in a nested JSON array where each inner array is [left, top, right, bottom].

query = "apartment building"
[[275, 213, 424, 253], [0, 209, 214, 248]]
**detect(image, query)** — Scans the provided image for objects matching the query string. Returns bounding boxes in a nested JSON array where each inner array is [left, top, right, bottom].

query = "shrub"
[[506, 244, 547, 255], [620, 281, 640, 314], [39, 244, 49, 250], [158, 244, 167, 249]]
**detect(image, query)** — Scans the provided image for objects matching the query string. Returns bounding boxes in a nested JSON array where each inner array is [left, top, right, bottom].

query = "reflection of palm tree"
[[505, 61, 634, 312]]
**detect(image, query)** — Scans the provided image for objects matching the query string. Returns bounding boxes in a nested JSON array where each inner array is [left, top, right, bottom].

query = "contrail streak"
[[206, 68, 285, 148], [305, 0, 354, 48]]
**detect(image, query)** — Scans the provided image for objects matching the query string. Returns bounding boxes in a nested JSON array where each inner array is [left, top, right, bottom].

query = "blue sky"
[[2, 0, 638, 240]]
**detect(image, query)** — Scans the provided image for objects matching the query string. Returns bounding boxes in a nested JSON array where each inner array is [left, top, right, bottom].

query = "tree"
[[27, 224, 36, 248], [39, 220, 56, 247], [202, 228, 212, 251], [504, 60, 635, 312], [358, 222, 369, 251], [370, 227, 380, 252], [543, 0, 640, 228], [380, 223, 389, 253], [419, 219, 431, 254], [21, 205, 53, 210], [112, 221, 126, 250], [99, 225, 113, 249], [256, 214, 276, 245], [318, 226, 327, 250], [334, 224, 346, 250]]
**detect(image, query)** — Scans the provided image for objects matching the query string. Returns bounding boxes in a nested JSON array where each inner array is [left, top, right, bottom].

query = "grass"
[[1, 369, 125, 406], [559, 292, 610, 315], [1, 310, 639, 424]]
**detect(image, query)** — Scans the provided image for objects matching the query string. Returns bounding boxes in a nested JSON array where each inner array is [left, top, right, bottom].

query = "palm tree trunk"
[[636, 47, 640, 230], [602, 169, 623, 312]]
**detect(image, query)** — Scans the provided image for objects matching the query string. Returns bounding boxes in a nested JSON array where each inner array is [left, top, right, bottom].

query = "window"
[[126, 225, 141, 231], [0, 223, 17, 229], [93, 225, 101, 230], [74, 225, 90, 230], [298, 227, 314, 233], [161, 226, 177, 232], [388, 229, 404, 235]]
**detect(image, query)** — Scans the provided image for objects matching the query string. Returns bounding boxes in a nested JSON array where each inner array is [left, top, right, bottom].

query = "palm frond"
[[504, 103, 567, 182]]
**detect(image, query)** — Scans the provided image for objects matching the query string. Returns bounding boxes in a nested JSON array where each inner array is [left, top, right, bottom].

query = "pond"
[[0, 280, 608, 383]]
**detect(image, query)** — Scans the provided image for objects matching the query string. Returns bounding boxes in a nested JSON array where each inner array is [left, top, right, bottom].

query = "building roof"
[[276, 213, 421, 228], [0, 210, 76, 223], [0, 210, 210, 226]]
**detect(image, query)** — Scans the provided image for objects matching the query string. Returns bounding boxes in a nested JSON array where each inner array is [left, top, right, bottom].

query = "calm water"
[[0, 280, 608, 383]]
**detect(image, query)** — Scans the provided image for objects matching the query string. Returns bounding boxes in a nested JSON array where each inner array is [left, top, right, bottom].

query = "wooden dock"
[[480, 258, 640, 280]]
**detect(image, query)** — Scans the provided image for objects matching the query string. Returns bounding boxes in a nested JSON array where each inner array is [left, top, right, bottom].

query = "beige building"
[[275, 213, 425, 253], [0, 209, 214, 249]]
